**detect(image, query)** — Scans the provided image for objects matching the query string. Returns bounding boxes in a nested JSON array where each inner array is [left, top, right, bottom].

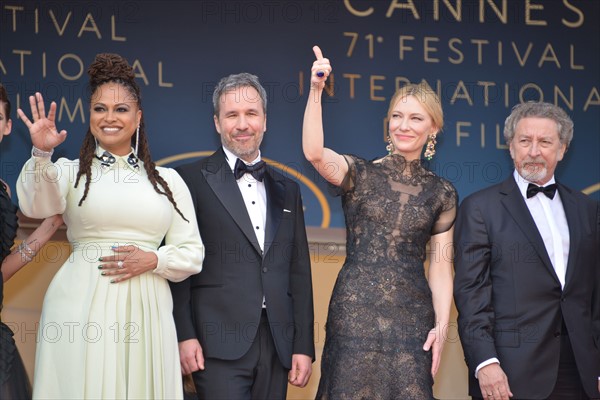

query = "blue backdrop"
[[1, 0, 598, 228]]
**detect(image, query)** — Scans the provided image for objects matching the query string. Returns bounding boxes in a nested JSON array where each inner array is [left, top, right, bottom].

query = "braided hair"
[[74, 53, 188, 221]]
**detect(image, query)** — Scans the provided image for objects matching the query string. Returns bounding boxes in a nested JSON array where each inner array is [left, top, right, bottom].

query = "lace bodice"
[[341, 154, 456, 264]]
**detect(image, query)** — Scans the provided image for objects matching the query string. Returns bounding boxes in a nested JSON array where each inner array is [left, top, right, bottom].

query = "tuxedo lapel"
[[558, 184, 580, 288], [499, 177, 558, 281], [202, 149, 263, 255], [263, 168, 284, 256]]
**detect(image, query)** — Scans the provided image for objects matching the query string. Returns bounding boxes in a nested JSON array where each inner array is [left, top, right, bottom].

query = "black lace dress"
[[316, 154, 457, 400], [0, 181, 32, 399]]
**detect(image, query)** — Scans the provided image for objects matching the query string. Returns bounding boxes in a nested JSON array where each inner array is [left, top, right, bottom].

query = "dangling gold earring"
[[424, 133, 437, 160], [386, 134, 394, 155]]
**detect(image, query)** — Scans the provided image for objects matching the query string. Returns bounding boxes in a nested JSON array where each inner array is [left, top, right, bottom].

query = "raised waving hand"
[[17, 92, 67, 152]]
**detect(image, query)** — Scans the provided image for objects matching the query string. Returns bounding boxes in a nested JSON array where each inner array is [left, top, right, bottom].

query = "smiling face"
[[89, 82, 141, 156], [509, 117, 566, 185], [388, 95, 437, 161], [214, 85, 266, 162]]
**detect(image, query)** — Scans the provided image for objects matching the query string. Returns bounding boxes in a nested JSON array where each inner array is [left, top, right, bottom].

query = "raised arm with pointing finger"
[[302, 46, 348, 186]]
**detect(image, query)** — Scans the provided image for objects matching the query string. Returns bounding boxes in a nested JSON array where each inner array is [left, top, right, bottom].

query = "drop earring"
[[134, 125, 140, 157], [386, 134, 394, 156], [126, 125, 141, 170], [424, 133, 437, 160]]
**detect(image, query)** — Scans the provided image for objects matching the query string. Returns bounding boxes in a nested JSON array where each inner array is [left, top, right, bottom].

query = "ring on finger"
[[117, 261, 124, 269]]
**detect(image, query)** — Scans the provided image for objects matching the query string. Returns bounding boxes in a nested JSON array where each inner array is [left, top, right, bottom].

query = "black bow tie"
[[526, 183, 557, 199], [233, 158, 266, 181]]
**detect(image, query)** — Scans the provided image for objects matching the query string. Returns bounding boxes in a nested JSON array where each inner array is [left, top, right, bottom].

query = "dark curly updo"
[[74, 53, 187, 221], [87, 53, 140, 104]]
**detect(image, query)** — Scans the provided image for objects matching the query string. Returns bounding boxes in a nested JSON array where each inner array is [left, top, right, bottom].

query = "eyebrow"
[[393, 111, 425, 117], [92, 102, 131, 107]]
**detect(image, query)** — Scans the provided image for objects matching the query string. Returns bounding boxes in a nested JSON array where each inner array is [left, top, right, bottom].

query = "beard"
[[221, 134, 262, 161], [517, 158, 547, 183]]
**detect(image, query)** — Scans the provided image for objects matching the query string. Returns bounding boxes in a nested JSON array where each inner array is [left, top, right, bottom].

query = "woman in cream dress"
[[16, 54, 204, 399]]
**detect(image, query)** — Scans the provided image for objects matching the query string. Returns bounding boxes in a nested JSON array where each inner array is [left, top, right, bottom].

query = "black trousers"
[[192, 310, 289, 400], [474, 322, 591, 400], [546, 326, 590, 400]]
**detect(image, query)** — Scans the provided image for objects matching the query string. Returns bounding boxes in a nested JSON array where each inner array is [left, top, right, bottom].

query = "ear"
[[136, 109, 142, 127], [213, 115, 221, 135], [5, 119, 12, 135], [263, 114, 267, 133], [557, 142, 567, 161], [509, 141, 515, 160]]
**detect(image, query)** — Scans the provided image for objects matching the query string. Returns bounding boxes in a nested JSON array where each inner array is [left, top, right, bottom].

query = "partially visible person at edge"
[[303, 46, 456, 399], [0, 83, 62, 400], [170, 72, 314, 400], [15, 54, 204, 399], [454, 101, 600, 400]]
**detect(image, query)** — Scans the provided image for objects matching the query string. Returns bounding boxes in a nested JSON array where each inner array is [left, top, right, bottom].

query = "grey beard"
[[520, 164, 547, 183]]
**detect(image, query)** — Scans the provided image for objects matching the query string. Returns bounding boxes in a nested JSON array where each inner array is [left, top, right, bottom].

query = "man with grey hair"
[[454, 102, 600, 400], [171, 73, 315, 399]]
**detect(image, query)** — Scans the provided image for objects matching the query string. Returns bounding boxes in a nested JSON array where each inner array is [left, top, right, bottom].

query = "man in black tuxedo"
[[171, 73, 314, 399], [454, 102, 600, 400]]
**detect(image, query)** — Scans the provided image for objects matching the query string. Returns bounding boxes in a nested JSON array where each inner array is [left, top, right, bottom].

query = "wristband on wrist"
[[32, 146, 54, 158]]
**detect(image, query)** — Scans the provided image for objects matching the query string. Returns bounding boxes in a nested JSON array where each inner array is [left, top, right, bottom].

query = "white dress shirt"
[[513, 170, 570, 288], [223, 146, 267, 307]]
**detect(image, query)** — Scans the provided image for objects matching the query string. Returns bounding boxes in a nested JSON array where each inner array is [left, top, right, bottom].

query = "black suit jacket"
[[170, 148, 315, 369], [454, 176, 600, 399]]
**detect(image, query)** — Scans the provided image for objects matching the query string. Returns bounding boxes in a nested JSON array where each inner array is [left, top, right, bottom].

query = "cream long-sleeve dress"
[[17, 147, 204, 399]]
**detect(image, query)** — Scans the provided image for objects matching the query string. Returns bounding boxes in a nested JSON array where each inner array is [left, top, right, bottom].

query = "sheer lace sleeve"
[[328, 154, 358, 196], [431, 178, 458, 235]]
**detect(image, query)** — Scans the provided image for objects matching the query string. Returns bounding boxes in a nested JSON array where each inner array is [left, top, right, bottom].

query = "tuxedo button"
[[262, 267, 268, 273], [553, 331, 561, 337]]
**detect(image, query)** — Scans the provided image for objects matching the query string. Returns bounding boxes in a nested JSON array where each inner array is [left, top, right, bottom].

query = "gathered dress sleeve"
[[16, 155, 75, 218], [151, 167, 204, 282]]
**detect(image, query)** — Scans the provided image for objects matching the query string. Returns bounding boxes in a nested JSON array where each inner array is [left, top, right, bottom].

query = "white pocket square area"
[[283, 209, 292, 213]]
